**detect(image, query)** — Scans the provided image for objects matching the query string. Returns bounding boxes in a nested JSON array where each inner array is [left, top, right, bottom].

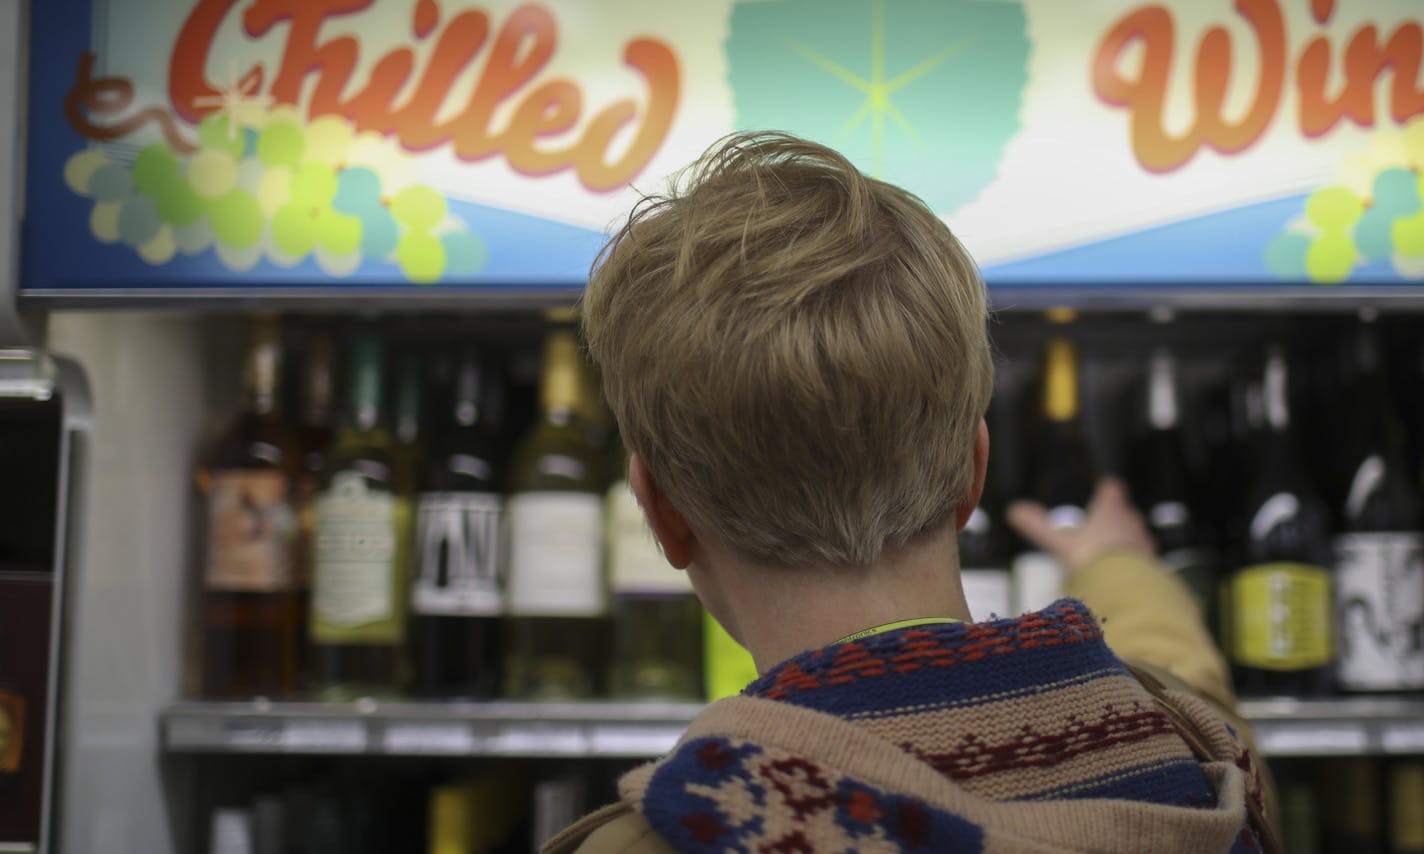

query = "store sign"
[[21, 0, 1424, 295]]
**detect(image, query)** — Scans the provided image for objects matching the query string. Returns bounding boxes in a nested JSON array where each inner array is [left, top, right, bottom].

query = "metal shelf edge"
[[159, 698, 1424, 759]]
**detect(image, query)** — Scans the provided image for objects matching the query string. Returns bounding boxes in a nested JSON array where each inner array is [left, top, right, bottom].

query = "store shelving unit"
[[160, 696, 1424, 760]]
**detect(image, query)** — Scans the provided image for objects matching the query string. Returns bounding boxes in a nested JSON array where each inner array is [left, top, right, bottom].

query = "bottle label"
[[411, 492, 504, 616], [960, 568, 1011, 622], [1334, 532, 1424, 691], [506, 492, 604, 616], [312, 472, 405, 643], [205, 470, 295, 591], [1011, 551, 1064, 616], [704, 611, 759, 701], [606, 480, 692, 596], [1230, 562, 1333, 671], [0, 687, 23, 774]]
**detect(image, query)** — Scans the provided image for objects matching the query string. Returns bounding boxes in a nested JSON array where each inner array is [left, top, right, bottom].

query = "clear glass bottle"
[[310, 331, 413, 699], [502, 330, 607, 699]]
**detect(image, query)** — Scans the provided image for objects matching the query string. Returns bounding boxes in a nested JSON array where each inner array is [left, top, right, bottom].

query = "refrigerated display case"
[[10, 0, 1424, 851]]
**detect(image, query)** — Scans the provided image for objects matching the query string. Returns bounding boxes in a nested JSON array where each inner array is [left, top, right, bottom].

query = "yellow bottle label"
[[704, 611, 760, 700], [1230, 562, 1333, 670]]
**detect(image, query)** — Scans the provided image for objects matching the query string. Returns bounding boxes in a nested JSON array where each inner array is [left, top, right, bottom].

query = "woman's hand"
[[1006, 477, 1158, 573]]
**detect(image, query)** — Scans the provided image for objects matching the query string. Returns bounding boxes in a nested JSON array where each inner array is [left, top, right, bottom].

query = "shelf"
[[1238, 696, 1424, 757], [162, 700, 704, 758], [161, 697, 1424, 759]]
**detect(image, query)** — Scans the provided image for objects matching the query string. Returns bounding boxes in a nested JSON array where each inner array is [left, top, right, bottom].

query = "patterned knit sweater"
[[611, 599, 1270, 853]]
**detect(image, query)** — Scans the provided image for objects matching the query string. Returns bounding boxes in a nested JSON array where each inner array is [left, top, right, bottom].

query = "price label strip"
[[381, 721, 479, 754], [278, 719, 369, 752], [484, 723, 589, 755], [1256, 722, 1369, 755], [1382, 722, 1424, 753]]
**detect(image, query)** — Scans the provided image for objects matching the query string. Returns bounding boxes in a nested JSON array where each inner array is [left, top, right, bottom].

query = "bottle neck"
[[346, 335, 384, 433], [395, 356, 421, 445], [1147, 349, 1179, 431], [540, 331, 586, 426], [303, 337, 335, 427], [1263, 348, 1291, 433], [245, 327, 281, 417], [452, 354, 482, 430], [1043, 338, 1079, 423]]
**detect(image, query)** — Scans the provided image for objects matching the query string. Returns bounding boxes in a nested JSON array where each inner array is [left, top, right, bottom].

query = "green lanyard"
[[833, 616, 963, 646]]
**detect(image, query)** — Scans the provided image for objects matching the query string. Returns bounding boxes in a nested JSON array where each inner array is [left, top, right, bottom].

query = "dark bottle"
[[1130, 349, 1216, 622], [1227, 346, 1335, 696], [1333, 319, 1424, 692], [294, 332, 336, 690], [198, 315, 300, 699], [409, 349, 506, 699], [1012, 336, 1095, 614], [393, 350, 426, 479], [1323, 759, 1384, 854], [310, 332, 413, 700]]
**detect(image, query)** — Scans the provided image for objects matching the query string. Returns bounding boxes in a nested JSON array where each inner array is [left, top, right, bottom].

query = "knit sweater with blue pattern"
[[609, 598, 1271, 853]]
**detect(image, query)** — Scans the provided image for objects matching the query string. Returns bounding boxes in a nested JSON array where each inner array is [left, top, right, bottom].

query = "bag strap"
[[1126, 663, 1282, 854]]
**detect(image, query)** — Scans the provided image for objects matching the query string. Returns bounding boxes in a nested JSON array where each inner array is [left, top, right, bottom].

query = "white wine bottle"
[[606, 447, 703, 699], [310, 331, 413, 699], [502, 329, 607, 699]]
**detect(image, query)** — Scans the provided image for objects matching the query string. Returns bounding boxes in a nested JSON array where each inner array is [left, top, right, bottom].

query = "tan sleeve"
[[573, 811, 676, 854], [1065, 549, 1236, 709], [541, 802, 676, 854]]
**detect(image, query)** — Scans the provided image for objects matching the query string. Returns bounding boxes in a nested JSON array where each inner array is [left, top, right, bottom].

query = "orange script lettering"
[[1092, 0, 1424, 173], [169, 0, 680, 192]]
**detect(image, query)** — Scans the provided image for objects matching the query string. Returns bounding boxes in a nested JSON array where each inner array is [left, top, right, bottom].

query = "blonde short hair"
[[583, 132, 992, 567]]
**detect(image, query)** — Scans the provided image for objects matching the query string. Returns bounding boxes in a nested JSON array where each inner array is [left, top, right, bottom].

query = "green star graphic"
[[727, 0, 1030, 214]]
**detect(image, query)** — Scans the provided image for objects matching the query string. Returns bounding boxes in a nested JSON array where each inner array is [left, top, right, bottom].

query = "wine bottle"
[[1012, 336, 1095, 614], [1323, 759, 1384, 854], [704, 611, 759, 700], [606, 446, 703, 700], [1227, 346, 1334, 696], [1131, 349, 1216, 619], [1277, 765, 1321, 854], [294, 332, 336, 691], [1391, 762, 1424, 854], [310, 331, 412, 699], [394, 349, 426, 477], [502, 330, 607, 700], [409, 349, 505, 699], [1333, 320, 1424, 692], [199, 315, 300, 699]]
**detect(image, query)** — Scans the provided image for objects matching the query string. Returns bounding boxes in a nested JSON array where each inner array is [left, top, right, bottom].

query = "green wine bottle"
[[310, 331, 413, 699]]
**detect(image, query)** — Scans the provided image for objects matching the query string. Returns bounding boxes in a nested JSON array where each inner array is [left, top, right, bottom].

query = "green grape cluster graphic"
[[63, 107, 488, 283], [1265, 117, 1424, 285]]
